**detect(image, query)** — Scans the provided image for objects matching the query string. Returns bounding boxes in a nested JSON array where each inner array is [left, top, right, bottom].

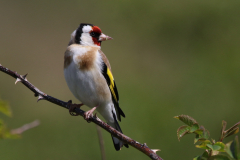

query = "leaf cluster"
[[175, 115, 240, 160], [0, 99, 20, 139]]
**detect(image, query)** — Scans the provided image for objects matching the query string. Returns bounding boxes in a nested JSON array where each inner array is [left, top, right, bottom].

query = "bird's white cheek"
[[80, 33, 94, 46]]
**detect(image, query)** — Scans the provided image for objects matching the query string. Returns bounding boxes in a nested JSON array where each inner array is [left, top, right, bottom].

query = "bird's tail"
[[108, 111, 129, 151]]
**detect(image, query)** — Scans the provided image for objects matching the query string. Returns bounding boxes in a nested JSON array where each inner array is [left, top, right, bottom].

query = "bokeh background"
[[1, 0, 240, 159]]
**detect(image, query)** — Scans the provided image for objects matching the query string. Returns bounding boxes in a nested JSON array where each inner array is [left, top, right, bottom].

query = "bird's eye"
[[90, 32, 96, 37]]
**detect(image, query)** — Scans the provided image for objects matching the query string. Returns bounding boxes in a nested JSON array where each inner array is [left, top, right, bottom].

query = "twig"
[[96, 125, 106, 160], [0, 63, 163, 160], [11, 120, 40, 135]]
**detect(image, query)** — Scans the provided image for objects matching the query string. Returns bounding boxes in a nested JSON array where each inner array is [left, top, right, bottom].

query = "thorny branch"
[[0, 63, 163, 160]]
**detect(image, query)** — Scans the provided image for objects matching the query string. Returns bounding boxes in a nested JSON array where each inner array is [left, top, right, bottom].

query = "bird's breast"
[[64, 45, 111, 107], [75, 49, 97, 71]]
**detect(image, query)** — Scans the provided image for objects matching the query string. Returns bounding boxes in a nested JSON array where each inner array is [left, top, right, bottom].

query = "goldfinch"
[[64, 23, 128, 151]]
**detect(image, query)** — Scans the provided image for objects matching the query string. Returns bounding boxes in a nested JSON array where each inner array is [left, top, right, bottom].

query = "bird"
[[64, 23, 128, 151]]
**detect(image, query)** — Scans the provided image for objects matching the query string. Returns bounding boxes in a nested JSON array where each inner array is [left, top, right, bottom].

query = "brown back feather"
[[99, 50, 111, 71]]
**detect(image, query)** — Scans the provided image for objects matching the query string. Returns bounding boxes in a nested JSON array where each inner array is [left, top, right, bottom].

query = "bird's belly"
[[64, 62, 111, 108]]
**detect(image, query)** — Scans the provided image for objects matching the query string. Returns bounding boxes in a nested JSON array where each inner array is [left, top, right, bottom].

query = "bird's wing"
[[99, 50, 125, 121]]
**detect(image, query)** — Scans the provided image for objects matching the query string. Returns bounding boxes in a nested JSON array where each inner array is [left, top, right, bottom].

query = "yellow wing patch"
[[107, 68, 117, 102], [101, 62, 125, 119]]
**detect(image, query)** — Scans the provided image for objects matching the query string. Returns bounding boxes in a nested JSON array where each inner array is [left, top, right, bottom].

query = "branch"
[[11, 120, 40, 135], [0, 63, 163, 160]]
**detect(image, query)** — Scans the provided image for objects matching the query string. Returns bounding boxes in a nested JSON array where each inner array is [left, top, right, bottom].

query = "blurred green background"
[[1, 0, 240, 159]]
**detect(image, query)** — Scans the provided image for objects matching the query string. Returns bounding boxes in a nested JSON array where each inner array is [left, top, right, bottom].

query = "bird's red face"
[[90, 26, 113, 46], [90, 26, 102, 46]]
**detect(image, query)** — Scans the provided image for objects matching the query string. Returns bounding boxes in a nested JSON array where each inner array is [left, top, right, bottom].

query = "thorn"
[[143, 143, 148, 147], [37, 95, 45, 102], [0, 63, 2, 66], [93, 113, 97, 118], [152, 149, 160, 153], [22, 73, 28, 80], [15, 78, 22, 84]]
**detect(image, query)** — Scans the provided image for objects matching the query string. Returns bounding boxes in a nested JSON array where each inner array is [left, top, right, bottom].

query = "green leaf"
[[195, 126, 207, 136], [214, 142, 225, 152], [0, 99, 12, 117], [196, 140, 212, 149], [225, 136, 239, 159], [195, 134, 207, 144], [177, 125, 190, 141], [174, 115, 198, 127], [206, 142, 225, 152], [3, 130, 21, 139], [195, 135, 201, 144], [191, 123, 200, 133], [194, 126, 210, 143], [203, 129, 210, 139], [207, 144, 221, 151], [231, 136, 239, 159], [225, 141, 234, 158], [202, 151, 209, 158], [0, 119, 21, 140], [195, 129, 204, 135]]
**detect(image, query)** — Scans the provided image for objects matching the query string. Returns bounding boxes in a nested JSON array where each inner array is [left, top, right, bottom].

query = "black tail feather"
[[111, 111, 128, 151]]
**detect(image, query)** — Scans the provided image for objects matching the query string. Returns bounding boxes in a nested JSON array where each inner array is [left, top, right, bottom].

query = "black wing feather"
[[101, 62, 125, 121]]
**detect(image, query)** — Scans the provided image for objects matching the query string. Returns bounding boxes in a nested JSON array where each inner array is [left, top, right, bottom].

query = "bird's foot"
[[84, 106, 97, 122], [67, 100, 83, 116]]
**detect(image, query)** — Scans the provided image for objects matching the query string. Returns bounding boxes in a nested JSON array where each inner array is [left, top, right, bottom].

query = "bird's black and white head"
[[69, 23, 112, 46]]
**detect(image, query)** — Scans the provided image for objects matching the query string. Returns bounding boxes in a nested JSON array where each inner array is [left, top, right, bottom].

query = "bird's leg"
[[67, 100, 84, 116], [84, 106, 98, 121]]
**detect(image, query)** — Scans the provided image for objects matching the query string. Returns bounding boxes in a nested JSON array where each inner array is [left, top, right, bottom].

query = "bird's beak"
[[99, 33, 113, 41]]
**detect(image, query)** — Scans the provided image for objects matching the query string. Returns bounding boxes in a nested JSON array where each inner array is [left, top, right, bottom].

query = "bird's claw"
[[67, 100, 83, 116], [84, 111, 93, 123]]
